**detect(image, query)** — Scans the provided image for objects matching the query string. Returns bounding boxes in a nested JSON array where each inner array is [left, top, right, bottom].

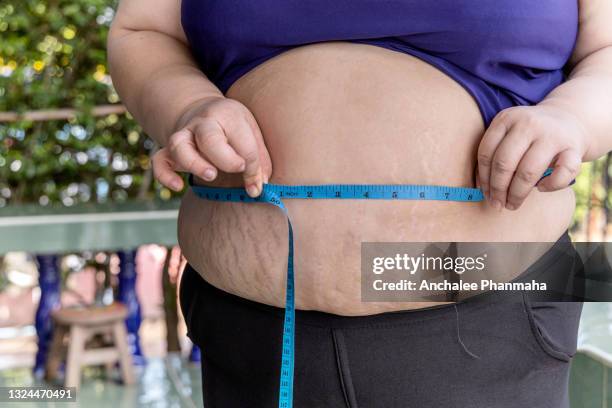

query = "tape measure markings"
[[189, 168, 557, 408]]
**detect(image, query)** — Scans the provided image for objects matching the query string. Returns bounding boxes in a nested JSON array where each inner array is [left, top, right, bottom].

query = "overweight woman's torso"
[[178, 42, 575, 315]]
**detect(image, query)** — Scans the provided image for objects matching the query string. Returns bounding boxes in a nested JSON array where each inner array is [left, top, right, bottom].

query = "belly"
[[178, 42, 575, 315]]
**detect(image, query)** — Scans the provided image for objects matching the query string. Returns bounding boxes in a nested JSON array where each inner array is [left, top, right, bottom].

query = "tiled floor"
[[0, 354, 203, 408], [570, 302, 612, 408]]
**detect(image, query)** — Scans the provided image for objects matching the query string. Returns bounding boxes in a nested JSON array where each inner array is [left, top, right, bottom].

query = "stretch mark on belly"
[[189, 169, 555, 408]]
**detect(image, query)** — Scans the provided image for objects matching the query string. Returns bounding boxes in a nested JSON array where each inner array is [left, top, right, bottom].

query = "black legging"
[[180, 232, 583, 408]]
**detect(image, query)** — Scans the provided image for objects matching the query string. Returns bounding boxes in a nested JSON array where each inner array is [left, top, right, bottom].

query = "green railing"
[[0, 199, 179, 254]]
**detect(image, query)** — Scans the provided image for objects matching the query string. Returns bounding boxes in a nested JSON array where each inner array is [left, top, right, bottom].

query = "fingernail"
[[490, 199, 502, 211], [506, 203, 516, 211], [247, 184, 260, 197], [203, 169, 216, 181], [239, 162, 246, 172], [171, 180, 182, 191]]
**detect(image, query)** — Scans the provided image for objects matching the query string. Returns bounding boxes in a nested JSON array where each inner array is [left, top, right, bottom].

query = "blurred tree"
[[574, 155, 612, 239], [0, 0, 178, 207]]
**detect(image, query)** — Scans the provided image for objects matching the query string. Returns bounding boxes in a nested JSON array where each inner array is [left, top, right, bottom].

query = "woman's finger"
[[537, 150, 581, 192], [505, 141, 555, 210], [192, 119, 246, 174], [488, 125, 533, 210], [245, 113, 273, 183], [152, 149, 184, 192], [477, 113, 511, 199], [168, 128, 219, 180], [222, 116, 264, 196]]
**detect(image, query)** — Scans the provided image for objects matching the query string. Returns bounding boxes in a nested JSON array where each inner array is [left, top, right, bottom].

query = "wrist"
[[538, 101, 593, 161]]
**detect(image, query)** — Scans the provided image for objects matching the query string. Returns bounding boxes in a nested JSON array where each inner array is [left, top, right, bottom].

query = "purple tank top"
[[181, 1, 578, 125]]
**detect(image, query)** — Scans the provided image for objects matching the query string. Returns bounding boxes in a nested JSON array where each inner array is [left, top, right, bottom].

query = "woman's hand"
[[477, 105, 590, 211], [152, 96, 273, 197]]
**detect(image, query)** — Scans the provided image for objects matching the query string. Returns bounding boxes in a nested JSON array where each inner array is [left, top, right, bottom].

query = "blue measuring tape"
[[189, 168, 555, 408]]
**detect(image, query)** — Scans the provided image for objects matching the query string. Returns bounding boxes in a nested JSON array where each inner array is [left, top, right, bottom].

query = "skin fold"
[[108, 0, 612, 315]]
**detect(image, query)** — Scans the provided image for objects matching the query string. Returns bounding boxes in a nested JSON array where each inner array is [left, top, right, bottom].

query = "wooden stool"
[[45, 303, 135, 388]]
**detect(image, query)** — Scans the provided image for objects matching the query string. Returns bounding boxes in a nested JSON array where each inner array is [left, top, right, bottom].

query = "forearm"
[[107, 28, 222, 146], [539, 46, 612, 161]]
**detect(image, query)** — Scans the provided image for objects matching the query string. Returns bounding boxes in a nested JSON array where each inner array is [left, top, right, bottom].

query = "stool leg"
[[102, 326, 115, 378], [112, 322, 135, 385], [65, 325, 86, 389], [45, 324, 66, 382]]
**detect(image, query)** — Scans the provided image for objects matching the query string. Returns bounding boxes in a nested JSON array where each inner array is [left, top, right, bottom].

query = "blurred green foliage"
[[0, 0, 174, 207], [574, 157, 611, 229]]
